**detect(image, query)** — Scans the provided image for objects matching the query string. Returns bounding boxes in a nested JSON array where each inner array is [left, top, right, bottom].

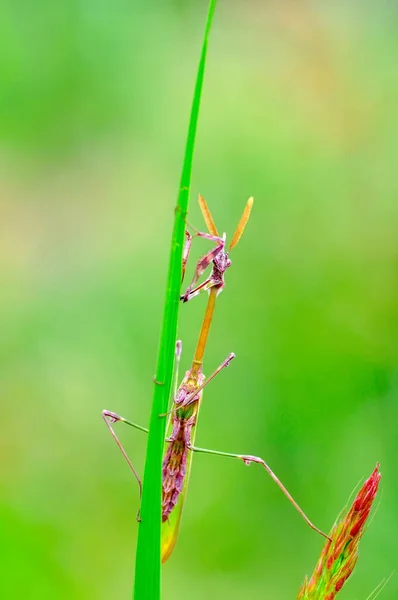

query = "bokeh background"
[[1, 1, 397, 598]]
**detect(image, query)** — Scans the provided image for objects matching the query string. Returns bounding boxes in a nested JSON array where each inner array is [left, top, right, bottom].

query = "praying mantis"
[[103, 195, 330, 563]]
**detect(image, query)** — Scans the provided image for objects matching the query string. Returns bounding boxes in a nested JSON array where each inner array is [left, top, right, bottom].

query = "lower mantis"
[[103, 196, 330, 563]]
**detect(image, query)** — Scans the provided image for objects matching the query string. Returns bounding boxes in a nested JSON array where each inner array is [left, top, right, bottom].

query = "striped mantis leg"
[[187, 445, 331, 541], [102, 411, 148, 502]]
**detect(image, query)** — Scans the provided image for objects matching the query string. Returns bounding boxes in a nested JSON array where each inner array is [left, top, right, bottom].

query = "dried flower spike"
[[298, 464, 381, 599]]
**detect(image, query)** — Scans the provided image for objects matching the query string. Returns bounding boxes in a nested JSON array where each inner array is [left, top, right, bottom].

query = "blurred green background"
[[1, 1, 397, 598]]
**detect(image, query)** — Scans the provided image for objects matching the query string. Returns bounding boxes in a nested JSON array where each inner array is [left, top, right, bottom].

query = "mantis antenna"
[[229, 196, 254, 251], [198, 194, 219, 237]]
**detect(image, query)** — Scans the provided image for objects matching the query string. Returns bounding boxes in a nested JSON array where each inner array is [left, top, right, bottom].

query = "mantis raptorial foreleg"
[[182, 231, 193, 283], [188, 444, 331, 541], [169, 339, 182, 410], [181, 231, 225, 303], [182, 226, 222, 283]]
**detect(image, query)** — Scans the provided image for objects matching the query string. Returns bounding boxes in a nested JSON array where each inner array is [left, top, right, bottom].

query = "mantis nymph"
[[103, 196, 329, 562]]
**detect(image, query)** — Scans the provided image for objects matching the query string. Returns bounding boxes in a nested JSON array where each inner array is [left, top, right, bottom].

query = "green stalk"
[[133, 2, 217, 599]]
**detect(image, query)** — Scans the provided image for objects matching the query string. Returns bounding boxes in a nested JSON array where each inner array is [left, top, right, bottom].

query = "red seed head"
[[297, 464, 381, 600]]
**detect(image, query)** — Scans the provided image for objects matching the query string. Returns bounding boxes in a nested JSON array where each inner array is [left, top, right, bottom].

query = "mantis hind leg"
[[188, 444, 331, 541], [102, 340, 183, 517], [102, 410, 148, 519]]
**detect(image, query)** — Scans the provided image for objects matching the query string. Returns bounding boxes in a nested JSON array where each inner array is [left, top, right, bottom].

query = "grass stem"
[[133, 2, 217, 598]]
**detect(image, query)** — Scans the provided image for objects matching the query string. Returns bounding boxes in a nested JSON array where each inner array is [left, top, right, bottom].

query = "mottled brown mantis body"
[[103, 195, 330, 562]]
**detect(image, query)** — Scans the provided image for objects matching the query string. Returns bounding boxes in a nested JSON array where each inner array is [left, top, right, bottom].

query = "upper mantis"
[[103, 195, 330, 563]]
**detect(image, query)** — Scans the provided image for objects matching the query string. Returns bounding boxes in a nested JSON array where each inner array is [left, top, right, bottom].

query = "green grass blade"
[[133, 2, 217, 598]]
